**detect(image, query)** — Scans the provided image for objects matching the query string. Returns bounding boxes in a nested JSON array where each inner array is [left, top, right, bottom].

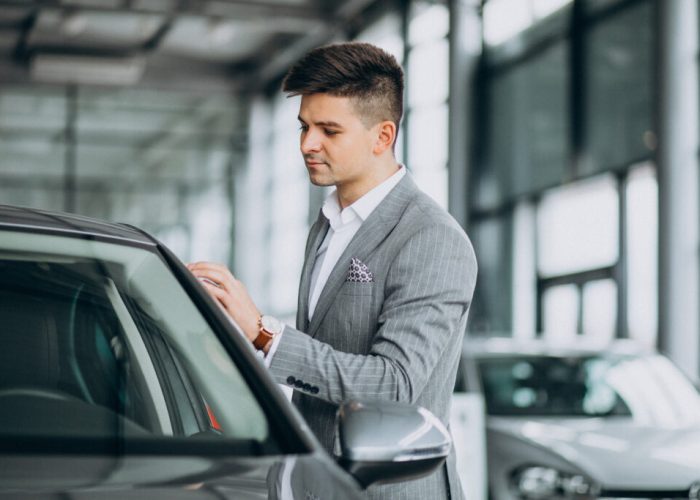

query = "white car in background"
[[455, 338, 700, 500]]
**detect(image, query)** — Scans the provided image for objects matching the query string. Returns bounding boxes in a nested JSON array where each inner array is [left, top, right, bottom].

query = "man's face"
[[297, 93, 378, 189]]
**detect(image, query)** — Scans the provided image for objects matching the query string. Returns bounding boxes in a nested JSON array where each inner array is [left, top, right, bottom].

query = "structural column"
[[448, 0, 481, 229], [64, 86, 78, 213], [656, 0, 700, 378]]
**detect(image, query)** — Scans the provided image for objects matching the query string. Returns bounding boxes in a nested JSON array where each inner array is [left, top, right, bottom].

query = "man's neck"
[[336, 161, 401, 209]]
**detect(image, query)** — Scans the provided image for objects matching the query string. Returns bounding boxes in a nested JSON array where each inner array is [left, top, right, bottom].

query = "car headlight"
[[509, 466, 599, 499]]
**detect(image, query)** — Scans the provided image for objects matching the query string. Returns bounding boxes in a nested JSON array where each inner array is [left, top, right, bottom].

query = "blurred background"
[[0, 0, 696, 381]]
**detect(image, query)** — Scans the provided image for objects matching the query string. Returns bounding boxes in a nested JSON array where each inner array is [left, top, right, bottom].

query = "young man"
[[188, 42, 477, 499]]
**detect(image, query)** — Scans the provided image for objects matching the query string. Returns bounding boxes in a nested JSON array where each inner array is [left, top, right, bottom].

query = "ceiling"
[[0, 0, 386, 92]]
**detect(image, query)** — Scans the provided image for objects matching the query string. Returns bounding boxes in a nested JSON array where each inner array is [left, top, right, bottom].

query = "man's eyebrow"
[[297, 116, 344, 128]]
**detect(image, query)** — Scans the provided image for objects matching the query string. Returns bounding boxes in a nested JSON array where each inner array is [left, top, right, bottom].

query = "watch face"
[[261, 315, 283, 334]]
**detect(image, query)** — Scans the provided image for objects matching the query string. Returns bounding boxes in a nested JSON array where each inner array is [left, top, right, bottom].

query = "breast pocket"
[[339, 281, 375, 296], [323, 282, 377, 353]]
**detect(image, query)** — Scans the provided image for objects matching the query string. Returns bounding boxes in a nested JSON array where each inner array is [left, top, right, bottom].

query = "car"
[[455, 337, 700, 500], [0, 204, 451, 499]]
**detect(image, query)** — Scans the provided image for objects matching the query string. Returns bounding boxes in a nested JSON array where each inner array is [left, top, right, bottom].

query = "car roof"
[[462, 336, 654, 358], [0, 204, 155, 245]]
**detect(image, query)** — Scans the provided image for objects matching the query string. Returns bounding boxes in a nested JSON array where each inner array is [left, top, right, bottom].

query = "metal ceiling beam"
[[205, 0, 329, 23], [12, 8, 38, 64], [142, 16, 176, 52], [0, 174, 216, 193], [0, 0, 329, 23]]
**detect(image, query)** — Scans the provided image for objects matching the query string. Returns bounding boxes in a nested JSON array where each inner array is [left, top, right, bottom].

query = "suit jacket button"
[[294, 380, 304, 388], [303, 383, 312, 392], [286, 376, 296, 385], [311, 386, 319, 394]]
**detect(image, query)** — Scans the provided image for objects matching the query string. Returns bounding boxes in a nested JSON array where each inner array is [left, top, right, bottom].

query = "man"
[[188, 42, 477, 499]]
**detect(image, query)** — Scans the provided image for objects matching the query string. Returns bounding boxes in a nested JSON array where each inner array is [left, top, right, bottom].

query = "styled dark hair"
[[282, 42, 404, 135]]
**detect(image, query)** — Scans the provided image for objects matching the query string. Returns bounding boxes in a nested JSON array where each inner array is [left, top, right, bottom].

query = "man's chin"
[[308, 174, 334, 187]]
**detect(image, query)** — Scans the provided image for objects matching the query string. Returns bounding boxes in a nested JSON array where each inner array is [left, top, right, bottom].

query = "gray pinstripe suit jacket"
[[269, 173, 477, 499]]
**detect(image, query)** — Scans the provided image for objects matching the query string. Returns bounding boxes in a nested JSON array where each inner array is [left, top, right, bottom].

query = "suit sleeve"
[[267, 222, 478, 405]]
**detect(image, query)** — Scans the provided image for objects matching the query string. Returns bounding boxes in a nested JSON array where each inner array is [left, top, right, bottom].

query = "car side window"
[[0, 232, 274, 452]]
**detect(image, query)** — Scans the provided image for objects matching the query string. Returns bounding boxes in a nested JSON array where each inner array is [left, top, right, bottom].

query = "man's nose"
[[300, 129, 321, 154]]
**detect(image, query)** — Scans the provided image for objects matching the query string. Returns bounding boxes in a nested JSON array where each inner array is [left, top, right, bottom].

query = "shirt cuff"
[[262, 324, 285, 368]]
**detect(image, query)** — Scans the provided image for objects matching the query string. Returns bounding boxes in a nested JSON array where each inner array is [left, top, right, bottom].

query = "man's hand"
[[186, 262, 260, 343]]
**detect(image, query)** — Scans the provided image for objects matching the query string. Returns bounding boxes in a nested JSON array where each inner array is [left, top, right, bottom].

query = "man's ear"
[[373, 120, 397, 155]]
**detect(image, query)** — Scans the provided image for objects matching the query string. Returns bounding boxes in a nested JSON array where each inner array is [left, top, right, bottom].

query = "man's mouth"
[[305, 159, 326, 167]]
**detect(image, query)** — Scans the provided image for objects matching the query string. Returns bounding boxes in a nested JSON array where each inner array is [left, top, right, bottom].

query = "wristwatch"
[[253, 315, 284, 351]]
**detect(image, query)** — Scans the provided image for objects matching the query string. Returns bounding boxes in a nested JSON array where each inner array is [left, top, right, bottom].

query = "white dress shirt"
[[265, 165, 406, 367]]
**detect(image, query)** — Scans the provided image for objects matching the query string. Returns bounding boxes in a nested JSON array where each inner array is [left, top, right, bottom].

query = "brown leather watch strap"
[[253, 327, 274, 350], [253, 315, 277, 351]]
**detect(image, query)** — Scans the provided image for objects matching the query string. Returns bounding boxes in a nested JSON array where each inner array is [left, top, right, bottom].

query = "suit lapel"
[[296, 210, 329, 331], [307, 174, 418, 338]]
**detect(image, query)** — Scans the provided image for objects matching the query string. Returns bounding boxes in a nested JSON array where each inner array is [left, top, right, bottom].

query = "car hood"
[[0, 453, 363, 499], [489, 417, 700, 489]]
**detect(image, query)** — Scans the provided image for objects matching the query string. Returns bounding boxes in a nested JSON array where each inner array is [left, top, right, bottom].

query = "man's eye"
[[324, 129, 338, 136], [299, 125, 308, 132]]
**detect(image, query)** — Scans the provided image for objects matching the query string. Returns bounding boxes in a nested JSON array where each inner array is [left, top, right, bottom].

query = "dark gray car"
[[0, 204, 451, 499]]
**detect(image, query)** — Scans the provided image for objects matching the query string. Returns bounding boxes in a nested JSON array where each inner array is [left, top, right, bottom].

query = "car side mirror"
[[335, 400, 451, 489]]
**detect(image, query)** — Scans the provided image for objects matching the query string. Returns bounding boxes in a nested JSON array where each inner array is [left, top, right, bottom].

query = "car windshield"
[[478, 353, 700, 425], [0, 229, 273, 451]]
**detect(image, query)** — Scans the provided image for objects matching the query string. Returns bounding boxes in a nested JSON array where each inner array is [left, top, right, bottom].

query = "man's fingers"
[[188, 261, 232, 278], [197, 277, 221, 288], [201, 280, 232, 309], [191, 268, 235, 292]]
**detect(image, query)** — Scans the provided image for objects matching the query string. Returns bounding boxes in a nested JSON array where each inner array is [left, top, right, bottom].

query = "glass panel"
[[625, 164, 658, 346], [354, 11, 404, 63], [0, 187, 64, 211], [583, 0, 628, 15], [268, 92, 308, 317], [77, 89, 240, 261], [409, 2, 449, 46], [0, 230, 271, 446], [237, 97, 273, 313], [0, 87, 66, 132], [542, 284, 578, 338], [76, 90, 240, 183], [0, 86, 243, 263], [468, 216, 513, 335], [533, 0, 573, 18], [582, 278, 617, 340], [408, 103, 449, 172], [413, 167, 448, 209], [514, 42, 568, 196], [583, 1, 654, 173], [480, 42, 568, 209], [512, 202, 537, 339], [537, 175, 619, 277], [407, 38, 449, 108], [483, 0, 534, 46], [187, 186, 233, 264], [0, 137, 66, 180], [0, 88, 67, 184]]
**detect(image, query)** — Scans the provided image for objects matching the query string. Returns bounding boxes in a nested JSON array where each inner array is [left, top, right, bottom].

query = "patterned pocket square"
[[346, 257, 374, 283]]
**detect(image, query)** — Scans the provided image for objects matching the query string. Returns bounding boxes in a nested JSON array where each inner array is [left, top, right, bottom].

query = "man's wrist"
[[262, 337, 274, 354], [253, 314, 284, 352]]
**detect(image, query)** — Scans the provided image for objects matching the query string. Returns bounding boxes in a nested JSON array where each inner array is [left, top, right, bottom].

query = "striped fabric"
[[269, 173, 478, 500]]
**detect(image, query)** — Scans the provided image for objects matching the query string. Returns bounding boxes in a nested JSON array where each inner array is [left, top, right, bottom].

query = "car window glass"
[[478, 353, 700, 425], [0, 230, 271, 449]]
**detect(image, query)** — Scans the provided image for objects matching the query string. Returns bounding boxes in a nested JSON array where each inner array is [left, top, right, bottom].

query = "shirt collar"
[[321, 165, 406, 230]]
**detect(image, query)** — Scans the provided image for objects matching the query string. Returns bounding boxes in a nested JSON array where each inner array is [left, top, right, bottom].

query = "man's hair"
[[282, 42, 404, 135]]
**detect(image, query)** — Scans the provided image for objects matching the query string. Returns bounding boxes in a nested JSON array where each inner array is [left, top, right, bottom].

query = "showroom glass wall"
[[0, 86, 245, 264], [469, 0, 658, 345]]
